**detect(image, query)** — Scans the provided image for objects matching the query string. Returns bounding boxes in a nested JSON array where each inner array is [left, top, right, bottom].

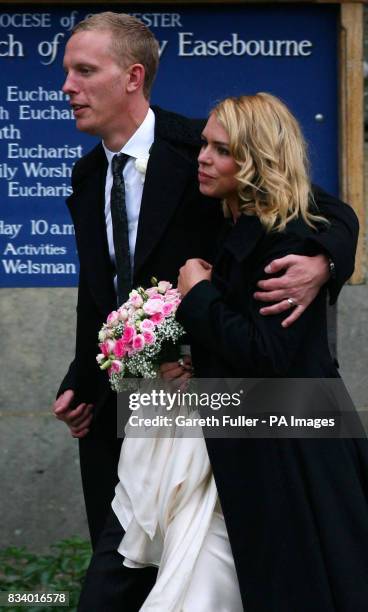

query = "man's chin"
[[75, 119, 98, 136]]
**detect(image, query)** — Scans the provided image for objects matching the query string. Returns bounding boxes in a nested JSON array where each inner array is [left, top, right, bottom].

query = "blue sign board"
[[0, 4, 338, 286]]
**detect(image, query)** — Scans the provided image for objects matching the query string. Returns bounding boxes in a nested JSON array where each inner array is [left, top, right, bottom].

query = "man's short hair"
[[73, 12, 159, 99]]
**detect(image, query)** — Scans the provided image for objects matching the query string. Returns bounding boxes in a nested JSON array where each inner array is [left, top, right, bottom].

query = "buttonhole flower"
[[135, 156, 150, 182]]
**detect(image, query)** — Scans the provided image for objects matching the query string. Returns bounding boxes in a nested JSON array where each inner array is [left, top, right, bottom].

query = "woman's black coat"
[[177, 214, 368, 612]]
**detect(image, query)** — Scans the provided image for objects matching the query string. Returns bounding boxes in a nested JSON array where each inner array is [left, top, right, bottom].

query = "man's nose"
[[62, 72, 77, 95]]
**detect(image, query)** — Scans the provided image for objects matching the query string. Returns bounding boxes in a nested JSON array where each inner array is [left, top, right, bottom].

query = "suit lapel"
[[67, 146, 116, 316], [133, 137, 195, 279]]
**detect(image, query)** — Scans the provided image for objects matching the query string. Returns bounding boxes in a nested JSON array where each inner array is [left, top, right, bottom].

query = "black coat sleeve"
[[56, 359, 77, 398], [311, 185, 359, 303], [56, 265, 101, 402], [177, 232, 325, 376]]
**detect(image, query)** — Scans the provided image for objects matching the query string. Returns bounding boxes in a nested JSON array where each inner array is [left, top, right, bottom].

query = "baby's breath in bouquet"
[[97, 278, 185, 392]]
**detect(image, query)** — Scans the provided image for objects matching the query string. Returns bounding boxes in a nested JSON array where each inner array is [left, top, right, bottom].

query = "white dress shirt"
[[103, 108, 155, 291]]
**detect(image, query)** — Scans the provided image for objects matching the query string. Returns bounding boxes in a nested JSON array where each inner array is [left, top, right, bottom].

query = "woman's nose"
[[198, 146, 211, 165]]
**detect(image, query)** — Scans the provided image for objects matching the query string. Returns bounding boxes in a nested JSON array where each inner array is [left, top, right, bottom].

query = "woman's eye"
[[217, 146, 230, 156]]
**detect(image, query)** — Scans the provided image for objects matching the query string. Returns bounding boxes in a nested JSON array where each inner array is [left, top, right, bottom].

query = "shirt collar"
[[103, 107, 155, 164]]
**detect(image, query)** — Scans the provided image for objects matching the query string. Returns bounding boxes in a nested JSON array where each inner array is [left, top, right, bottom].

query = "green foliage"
[[0, 538, 91, 612]]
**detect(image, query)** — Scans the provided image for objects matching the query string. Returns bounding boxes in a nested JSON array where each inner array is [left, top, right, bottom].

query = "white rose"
[[135, 156, 149, 182], [158, 281, 172, 294]]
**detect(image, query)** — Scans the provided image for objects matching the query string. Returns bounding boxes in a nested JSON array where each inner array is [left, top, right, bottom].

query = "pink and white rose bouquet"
[[97, 278, 185, 391]]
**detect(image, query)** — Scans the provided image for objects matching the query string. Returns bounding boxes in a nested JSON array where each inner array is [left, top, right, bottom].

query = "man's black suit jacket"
[[58, 107, 224, 414]]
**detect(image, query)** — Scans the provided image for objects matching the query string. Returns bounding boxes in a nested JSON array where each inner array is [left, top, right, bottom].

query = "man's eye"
[[79, 67, 92, 75]]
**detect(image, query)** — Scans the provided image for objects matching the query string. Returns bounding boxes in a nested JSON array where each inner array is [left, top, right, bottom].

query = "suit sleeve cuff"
[[304, 236, 342, 304]]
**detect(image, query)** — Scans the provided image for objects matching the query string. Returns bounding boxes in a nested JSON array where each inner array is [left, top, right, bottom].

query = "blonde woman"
[[176, 93, 368, 611], [78, 89, 364, 612]]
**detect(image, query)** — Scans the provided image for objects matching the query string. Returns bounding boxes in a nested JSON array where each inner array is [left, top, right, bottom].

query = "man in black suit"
[[52, 11, 358, 611]]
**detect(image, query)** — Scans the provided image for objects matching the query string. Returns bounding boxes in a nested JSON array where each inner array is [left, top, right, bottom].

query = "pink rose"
[[110, 360, 123, 374], [100, 339, 115, 357], [162, 302, 175, 316], [143, 298, 164, 315], [96, 353, 105, 365], [107, 310, 119, 326], [146, 292, 161, 301], [130, 292, 144, 308], [145, 287, 159, 297], [123, 325, 135, 343], [164, 295, 177, 303], [140, 318, 155, 332], [132, 334, 145, 351], [143, 331, 156, 345], [114, 339, 127, 359], [151, 312, 164, 325], [118, 307, 128, 322]]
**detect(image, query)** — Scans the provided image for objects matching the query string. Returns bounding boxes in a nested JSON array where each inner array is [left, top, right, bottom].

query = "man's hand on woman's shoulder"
[[254, 253, 330, 328]]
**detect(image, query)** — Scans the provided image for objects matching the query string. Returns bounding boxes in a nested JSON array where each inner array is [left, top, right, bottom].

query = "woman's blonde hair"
[[213, 93, 327, 231]]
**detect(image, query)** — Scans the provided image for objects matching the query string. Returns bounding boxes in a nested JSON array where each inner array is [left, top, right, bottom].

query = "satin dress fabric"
[[112, 405, 243, 611]]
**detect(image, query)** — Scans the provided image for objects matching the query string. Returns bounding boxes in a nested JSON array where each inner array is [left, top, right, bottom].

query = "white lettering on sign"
[[178, 33, 313, 57], [30, 220, 75, 236], [131, 13, 183, 28], [0, 13, 51, 28], [8, 182, 72, 197], [2, 259, 77, 274], [7, 144, 83, 159], [22, 162, 72, 179], [18, 105, 74, 120], [7, 86, 67, 102], [0, 221, 22, 239], [3, 243, 67, 256], [0, 34, 24, 57], [0, 164, 18, 179], [0, 107, 9, 120], [0, 125, 21, 140], [158, 40, 168, 57]]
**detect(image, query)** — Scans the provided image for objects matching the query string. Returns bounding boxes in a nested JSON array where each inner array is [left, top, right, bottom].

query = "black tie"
[[111, 153, 131, 306]]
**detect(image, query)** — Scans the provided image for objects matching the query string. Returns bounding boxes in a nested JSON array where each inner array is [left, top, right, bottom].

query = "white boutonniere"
[[135, 156, 150, 183]]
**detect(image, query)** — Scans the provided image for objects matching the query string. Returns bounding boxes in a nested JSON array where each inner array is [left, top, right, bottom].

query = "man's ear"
[[126, 64, 145, 93]]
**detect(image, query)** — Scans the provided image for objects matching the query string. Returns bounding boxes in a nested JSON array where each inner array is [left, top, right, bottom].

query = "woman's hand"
[[178, 258, 212, 297], [159, 356, 193, 390]]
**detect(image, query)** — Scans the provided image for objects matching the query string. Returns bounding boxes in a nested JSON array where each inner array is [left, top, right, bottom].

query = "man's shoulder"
[[72, 142, 106, 186], [153, 105, 205, 150]]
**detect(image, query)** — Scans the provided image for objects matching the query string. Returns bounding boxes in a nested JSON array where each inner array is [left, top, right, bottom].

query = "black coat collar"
[[221, 214, 266, 263]]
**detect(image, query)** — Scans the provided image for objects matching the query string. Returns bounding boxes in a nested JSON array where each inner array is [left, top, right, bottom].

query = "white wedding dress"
[[112, 404, 243, 611]]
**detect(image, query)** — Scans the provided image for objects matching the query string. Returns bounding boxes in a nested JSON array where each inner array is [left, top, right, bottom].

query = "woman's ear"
[[126, 64, 145, 93]]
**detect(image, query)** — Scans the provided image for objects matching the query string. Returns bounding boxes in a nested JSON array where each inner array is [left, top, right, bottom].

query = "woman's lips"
[[198, 170, 215, 182]]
